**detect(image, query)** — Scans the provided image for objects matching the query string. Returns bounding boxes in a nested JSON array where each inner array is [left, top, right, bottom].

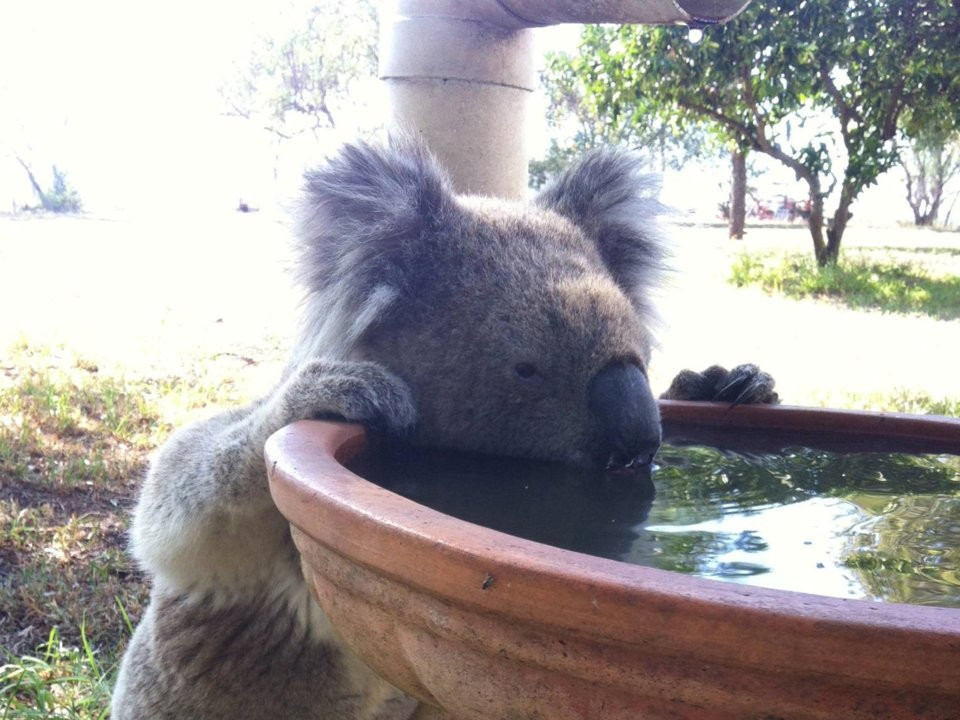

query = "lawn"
[[730, 249, 960, 321], [1, 214, 958, 718]]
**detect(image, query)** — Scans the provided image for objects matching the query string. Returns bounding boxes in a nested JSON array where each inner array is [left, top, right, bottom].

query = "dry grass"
[[0, 338, 281, 718]]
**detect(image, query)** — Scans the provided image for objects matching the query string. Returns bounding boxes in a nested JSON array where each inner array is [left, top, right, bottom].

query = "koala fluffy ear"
[[292, 136, 453, 363], [535, 149, 668, 318]]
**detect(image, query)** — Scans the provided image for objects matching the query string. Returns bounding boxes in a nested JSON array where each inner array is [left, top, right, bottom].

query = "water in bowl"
[[350, 443, 960, 608]]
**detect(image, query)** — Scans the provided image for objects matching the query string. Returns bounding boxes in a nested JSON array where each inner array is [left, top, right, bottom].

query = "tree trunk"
[[808, 197, 828, 265], [729, 150, 746, 239], [823, 184, 855, 265], [15, 156, 48, 208], [943, 190, 960, 228], [799, 172, 830, 265], [925, 179, 945, 226], [902, 145, 952, 227]]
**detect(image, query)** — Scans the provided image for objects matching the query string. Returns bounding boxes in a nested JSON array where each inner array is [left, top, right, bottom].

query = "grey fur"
[[289, 136, 452, 369], [113, 360, 419, 719], [536, 148, 669, 322], [114, 136, 773, 719]]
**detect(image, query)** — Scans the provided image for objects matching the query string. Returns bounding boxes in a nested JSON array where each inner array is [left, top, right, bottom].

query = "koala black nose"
[[588, 362, 662, 470]]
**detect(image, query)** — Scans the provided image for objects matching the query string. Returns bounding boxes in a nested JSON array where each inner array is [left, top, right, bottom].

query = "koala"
[[112, 137, 775, 719]]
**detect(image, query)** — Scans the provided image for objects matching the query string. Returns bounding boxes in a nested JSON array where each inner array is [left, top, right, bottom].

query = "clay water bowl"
[[265, 402, 960, 720]]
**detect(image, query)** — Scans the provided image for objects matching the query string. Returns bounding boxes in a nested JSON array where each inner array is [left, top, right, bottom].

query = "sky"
[[0, 1, 575, 215], [0, 1, 298, 214], [0, 1, 927, 224]]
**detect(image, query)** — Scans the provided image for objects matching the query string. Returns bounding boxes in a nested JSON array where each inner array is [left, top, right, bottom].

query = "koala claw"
[[660, 364, 779, 405], [280, 359, 417, 439]]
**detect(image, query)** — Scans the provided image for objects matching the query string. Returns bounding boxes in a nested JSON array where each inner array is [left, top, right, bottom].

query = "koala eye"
[[515, 362, 538, 379]]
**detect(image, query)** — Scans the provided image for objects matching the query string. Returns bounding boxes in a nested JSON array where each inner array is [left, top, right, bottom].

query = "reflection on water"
[[350, 444, 960, 608]]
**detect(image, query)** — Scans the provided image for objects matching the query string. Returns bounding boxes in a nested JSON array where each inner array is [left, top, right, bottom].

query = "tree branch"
[[223, 99, 253, 120], [740, 66, 767, 142], [818, 64, 863, 127], [678, 97, 819, 193], [675, 99, 753, 146], [880, 82, 905, 140]]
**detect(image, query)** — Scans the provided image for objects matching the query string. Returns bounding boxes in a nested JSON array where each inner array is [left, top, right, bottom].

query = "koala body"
[[112, 138, 768, 719]]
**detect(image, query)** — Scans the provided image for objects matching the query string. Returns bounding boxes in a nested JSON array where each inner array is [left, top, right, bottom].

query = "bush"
[[40, 166, 83, 213]]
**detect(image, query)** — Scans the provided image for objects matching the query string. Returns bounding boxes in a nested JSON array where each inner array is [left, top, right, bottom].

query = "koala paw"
[[276, 359, 417, 438], [660, 364, 779, 405]]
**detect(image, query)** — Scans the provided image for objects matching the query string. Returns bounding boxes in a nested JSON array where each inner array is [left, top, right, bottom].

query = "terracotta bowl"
[[265, 402, 960, 720]]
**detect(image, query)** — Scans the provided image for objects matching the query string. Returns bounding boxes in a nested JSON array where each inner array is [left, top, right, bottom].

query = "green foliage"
[[42, 167, 83, 213], [528, 140, 579, 190], [730, 251, 960, 319], [532, 44, 717, 188], [574, 0, 960, 261]]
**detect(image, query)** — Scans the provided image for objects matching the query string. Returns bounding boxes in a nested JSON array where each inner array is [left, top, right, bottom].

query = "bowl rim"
[[266, 401, 960, 688]]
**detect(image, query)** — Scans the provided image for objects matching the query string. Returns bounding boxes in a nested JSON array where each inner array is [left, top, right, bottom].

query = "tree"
[[544, 31, 757, 239], [578, 1, 960, 265], [220, 0, 378, 140], [898, 91, 960, 228], [532, 48, 716, 189], [15, 156, 82, 213], [900, 130, 960, 226]]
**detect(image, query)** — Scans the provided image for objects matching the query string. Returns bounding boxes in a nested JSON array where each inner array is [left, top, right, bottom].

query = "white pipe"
[[380, 9, 535, 198], [380, 0, 752, 198]]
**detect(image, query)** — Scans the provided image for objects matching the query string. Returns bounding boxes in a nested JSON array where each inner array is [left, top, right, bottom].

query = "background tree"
[[896, 56, 960, 228], [531, 48, 716, 190], [219, 0, 378, 141], [720, 148, 779, 239], [900, 129, 960, 226], [15, 156, 82, 213], [576, 0, 960, 265]]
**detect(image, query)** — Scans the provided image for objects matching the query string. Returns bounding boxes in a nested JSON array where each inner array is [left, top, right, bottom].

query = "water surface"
[[350, 444, 960, 607]]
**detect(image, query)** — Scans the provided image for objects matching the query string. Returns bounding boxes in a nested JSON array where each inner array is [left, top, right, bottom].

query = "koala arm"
[[660, 364, 779, 405], [130, 359, 416, 595]]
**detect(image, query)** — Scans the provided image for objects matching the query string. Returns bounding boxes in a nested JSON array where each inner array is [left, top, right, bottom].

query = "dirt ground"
[[3, 212, 958, 406]]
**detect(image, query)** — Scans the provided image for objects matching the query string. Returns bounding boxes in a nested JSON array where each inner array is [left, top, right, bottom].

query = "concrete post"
[[380, 0, 752, 198], [380, 5, 535, 199]]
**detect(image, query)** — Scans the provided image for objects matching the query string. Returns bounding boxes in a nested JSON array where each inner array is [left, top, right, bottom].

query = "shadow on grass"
[[730, 253, 960, 320]]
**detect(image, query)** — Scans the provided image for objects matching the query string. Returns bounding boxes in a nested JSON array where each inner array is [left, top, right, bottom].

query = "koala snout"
[[588, 362, 662, 469]]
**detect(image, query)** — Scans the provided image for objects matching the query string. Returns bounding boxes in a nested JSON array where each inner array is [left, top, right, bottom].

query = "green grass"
[[1, 627, 116, 720], [1, 340, 269, 719], [804, 388, 960, 416], [729, 251, 960, 320]]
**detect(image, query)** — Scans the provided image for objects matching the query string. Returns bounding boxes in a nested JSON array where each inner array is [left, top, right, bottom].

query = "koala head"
[[293, 137, 667, 470]]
